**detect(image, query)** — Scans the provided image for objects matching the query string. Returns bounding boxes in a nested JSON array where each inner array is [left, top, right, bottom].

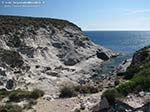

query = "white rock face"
[[116, 58, 132, 74], [0, 16, 115, 95]]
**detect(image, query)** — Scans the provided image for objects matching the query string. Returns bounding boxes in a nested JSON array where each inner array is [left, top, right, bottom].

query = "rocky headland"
[[0, 15, 119, 112], [0, 16, 118, 93]]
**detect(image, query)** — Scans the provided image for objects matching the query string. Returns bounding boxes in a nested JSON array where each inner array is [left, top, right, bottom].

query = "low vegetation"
[[0, 15, 81, 35], [103, 68, 150, 103], [0, 89, 44, 102], [117, 46, 150, 80], [101, 46, 150, 107], [0, 104, 22, 112], [123, 65, 141, 79], [0, 89, 10, 100], [0, 89, 43, 112], [59, 82, 102, 98], [9, 89, 44, 102], [59, 86, 77, 98]]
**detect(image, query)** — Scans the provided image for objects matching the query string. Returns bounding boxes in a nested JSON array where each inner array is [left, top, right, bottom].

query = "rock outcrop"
[[91, 46, 150, 112], [131, 46, 150, 67], [0, 15, 116, 95]]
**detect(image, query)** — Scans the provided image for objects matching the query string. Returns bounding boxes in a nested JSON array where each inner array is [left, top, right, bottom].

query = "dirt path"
[[33, 92, 103, 112]]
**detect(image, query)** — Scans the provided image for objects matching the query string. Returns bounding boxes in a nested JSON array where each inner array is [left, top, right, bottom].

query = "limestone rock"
[[0, 15, 115, 94], [116, 58, 132, 74], [96, 48, 113, 61]]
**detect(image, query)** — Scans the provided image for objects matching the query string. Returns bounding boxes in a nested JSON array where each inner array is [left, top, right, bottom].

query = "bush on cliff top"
[[0, 15, 81, 35], [103, 68, 150, 103]]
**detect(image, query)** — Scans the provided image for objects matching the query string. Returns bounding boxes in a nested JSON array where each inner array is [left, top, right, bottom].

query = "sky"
[[0, 0, 150, 30]]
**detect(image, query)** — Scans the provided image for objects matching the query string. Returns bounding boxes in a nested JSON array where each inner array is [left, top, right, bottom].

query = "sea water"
[[84, 31, 150, 75]]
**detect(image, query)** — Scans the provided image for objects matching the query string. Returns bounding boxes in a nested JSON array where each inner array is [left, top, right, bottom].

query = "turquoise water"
[[84, 31, 150, 74]]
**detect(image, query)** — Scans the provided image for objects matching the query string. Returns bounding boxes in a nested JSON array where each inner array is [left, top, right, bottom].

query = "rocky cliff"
[[0, 15, 115, 95], [96, 46, 150, 112]]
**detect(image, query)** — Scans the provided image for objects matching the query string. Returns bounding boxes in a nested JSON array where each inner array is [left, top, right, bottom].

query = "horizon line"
[[83, 29, 150, 31]]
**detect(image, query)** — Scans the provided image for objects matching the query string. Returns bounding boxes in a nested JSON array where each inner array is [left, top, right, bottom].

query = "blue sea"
[[84, 31, 150, 74]]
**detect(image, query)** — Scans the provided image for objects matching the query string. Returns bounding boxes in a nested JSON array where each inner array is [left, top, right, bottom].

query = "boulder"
[[63, 51, 80, 66], [6, 79, 14, 89], [46, 71, 60, 77], [96, 50, 109, 61]]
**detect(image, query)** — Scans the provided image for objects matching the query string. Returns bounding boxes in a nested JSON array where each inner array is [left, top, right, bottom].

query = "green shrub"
[[114, 69, 150, 97], [132, 68, 150, 90], [116, 81, 136, 96], [30, 89, 44, 99], [9, 90, 30, 102], [0, 104, 22, 112], [0, 89, 44, 102], [59, 86, 77, 98], [103, 89, 122, 104], [103, 68, 150, 103], [124, 65, 141, 79], [0, 89, 10, 100], [9, 89, 44, 102]]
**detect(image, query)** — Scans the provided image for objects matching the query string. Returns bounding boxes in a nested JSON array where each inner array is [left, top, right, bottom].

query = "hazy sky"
[[0, 0, 150, 30]]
